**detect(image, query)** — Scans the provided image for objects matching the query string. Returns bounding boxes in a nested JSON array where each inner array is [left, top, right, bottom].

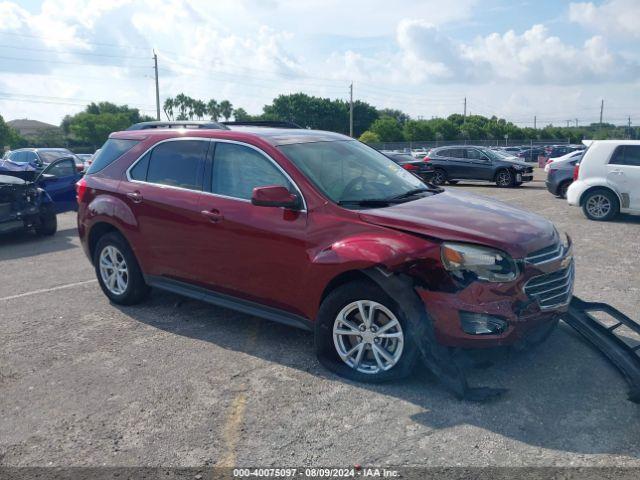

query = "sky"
[[0, 0, 638, 127]]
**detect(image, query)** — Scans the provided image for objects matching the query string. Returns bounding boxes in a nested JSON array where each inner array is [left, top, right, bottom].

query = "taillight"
[[423, 156, 431, 163], [76, 177, 87, 202], [573, 163, 580, 180], [402, 164, 419, 171]]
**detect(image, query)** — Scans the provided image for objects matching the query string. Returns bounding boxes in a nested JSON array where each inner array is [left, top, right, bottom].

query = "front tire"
[[582, 189, 619, 221], [495, 169, 514, 188], [94, 232, 149, 305], [315, 281, 419, 383], [431, 169, 447, 186], [34, 203, 57, 236]]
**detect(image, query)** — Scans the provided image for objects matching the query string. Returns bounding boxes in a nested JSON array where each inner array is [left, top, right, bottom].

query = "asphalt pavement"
[[1, 169, 639, 467]]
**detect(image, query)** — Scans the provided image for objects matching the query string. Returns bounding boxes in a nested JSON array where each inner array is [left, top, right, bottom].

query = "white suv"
[[567, 140, 640, 221]]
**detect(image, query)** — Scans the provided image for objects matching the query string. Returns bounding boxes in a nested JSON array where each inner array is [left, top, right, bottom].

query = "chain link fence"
[[369, 139, 572, 151]]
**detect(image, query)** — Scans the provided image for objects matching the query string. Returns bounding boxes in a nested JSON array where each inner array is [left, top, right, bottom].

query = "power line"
[[0, 54, 151, 69], [0, 43, 149, 60]]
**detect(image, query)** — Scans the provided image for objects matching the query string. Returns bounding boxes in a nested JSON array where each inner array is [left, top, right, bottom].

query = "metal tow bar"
[[564, 296, 640, 403]]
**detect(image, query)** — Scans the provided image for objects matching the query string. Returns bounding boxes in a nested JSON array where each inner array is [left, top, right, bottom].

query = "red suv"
[[77, 122, 574, 384]]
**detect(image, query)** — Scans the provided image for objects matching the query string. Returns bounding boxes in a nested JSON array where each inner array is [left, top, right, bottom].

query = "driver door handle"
[[201, 209, 224, 223], [126, 191, 143, 203]]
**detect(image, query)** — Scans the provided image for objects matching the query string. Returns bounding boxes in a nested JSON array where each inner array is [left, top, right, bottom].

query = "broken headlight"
[[441, 242, 519, 283]]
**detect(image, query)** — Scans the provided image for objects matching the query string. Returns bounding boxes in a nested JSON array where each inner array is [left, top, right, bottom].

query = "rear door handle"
[[201, 209, 224, 223], [126, 191, 143, 203], [611, 170, 624, 174]]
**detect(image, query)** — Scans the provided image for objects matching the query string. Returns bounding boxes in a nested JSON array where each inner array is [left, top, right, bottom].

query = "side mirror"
[[251, 185, 300, 209]]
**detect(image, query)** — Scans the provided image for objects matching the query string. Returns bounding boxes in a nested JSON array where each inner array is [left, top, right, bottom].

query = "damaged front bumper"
[[564, 296, 640, 403]]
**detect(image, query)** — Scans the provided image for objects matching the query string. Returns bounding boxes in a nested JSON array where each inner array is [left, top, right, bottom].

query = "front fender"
[[37, 188, 53, 205], [311, 231, 438, 271]]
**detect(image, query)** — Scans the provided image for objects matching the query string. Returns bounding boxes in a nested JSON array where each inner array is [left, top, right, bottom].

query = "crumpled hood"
[[358, 190, 557, 258]]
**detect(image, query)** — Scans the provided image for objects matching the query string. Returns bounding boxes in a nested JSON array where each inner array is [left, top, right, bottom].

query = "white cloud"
[[394, 22, 637, 84], [570, 0, 640, 39]]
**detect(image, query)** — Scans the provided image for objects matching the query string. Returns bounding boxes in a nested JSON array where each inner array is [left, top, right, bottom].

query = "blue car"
[[0, 157, 82, 236]]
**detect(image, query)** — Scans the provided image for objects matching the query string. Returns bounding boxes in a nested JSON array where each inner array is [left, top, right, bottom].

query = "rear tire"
[[495, 169, 515, 188], [315, 280, 419, 383], [94, 232, 149, 305], [582, 189, 619, 221], [34, 203, 57, 236], [557, 181, 571, 199]]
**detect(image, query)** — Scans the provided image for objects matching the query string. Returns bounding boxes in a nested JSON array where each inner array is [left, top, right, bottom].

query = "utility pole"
[[599, 99, 604, 128], [566, 120, 570, 128], [349, 82, 353, 138], [575, 118, 578, 127], [153, 50, 160, 121], [463, 97, 467, 121], [629, 116, 632, 139], [534, 115, 536, 129]]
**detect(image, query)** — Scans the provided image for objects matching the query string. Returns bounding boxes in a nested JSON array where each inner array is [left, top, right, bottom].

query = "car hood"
[[358, 190, 556, 258], [499, 158, 531, 168], [0, 174, 28, 185]]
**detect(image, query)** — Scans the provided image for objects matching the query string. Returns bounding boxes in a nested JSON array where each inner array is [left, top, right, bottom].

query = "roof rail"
[[126, 121, 229, 131], [222, 121, 302, 129]]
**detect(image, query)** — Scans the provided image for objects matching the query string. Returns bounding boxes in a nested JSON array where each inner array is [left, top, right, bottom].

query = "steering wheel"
[[341, 176, 368, 200]]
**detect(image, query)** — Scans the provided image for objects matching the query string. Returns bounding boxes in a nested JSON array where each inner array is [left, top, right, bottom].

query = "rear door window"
[[610, 146, 640, 166], [86, 139, 140, 174], [145, 140, 208, 190]]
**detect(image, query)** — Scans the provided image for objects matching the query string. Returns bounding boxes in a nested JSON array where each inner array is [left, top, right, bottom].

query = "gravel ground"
[[1, 169, 639, 468]]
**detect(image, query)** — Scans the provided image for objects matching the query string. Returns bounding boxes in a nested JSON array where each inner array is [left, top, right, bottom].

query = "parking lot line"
[[0, 279, 97, 302]]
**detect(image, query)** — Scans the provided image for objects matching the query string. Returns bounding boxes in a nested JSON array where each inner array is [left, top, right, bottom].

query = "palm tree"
[[193, 100, 206, 120], [185, 96, 195, 120], [163, 97, 174, 121], [207, 99, 220, 121], [219, 100, 233, 121], [174, 93, 188, 120]]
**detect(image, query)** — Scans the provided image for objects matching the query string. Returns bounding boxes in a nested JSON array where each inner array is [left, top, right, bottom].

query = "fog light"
[[459, 312, 508, 335]]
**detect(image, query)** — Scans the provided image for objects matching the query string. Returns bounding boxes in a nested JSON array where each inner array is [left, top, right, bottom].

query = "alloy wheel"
[[99, 245, 129, 295], [332, 300, 404, 374], [432, 170, 446, 185], [497, 170, 512, 186], [586, 194, 611, 219]]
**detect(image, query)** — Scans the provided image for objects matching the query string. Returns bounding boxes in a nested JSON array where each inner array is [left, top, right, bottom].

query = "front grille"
[[525, 242, 563, 265], [524, 262, 574, 310]]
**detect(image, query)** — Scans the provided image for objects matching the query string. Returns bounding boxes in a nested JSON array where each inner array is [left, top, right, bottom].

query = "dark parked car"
[[382, 152, 434, 182], [77, 123, 573, 393], [516, 147, 546, 162], [0, 157, 81, 236], [546, 156, 581, 198], [547, 145, 578, 158], [5, 148, 84, 172], [424, 146, 534, 187]]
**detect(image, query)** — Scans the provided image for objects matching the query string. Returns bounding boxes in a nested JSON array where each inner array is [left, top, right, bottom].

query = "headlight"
[[441, 242, 519, 283]]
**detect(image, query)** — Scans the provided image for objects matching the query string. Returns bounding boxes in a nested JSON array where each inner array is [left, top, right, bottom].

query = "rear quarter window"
[[86, 139, 140, 174]]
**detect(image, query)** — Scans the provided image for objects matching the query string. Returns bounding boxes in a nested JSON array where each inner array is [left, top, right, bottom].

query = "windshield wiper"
[[337, 199, 393, 207], [389, 187, 440, 200]]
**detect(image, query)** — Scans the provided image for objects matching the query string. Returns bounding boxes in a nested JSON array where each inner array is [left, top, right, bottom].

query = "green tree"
[[207, 99, 220, 121], [219, 100, 233, 121], [163, 97, 175, 120], [379, 108, 410, 125], [193, 100, 207, 120], [232, 107, 250, 121], [403, 120, 434, 141], [352, 101, 379, 137], [66, 103, 153, 148], [429, 118, 459, 140], [358, 131, 380, 144], [0, 114, 25, 149], [369, 116, 404, 142]]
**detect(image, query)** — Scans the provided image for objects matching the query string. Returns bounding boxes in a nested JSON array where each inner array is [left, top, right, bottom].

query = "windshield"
[[484, 149, 508, 161], [38, 150, 72, 162], [279, 140, 427, 205]]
